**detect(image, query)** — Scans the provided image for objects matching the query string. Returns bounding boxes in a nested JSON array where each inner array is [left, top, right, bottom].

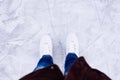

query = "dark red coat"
[[20, 57, 111, 80]]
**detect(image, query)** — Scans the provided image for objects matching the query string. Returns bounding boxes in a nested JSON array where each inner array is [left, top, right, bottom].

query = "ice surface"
[[0, 0, 120, 79]]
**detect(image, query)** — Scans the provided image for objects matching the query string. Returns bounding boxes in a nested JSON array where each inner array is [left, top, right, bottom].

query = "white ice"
[[0, 0, 120, 80]]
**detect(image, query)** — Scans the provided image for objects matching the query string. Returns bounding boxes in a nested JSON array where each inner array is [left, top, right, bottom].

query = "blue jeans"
[[64, 53, 78, 75], [34, 53, 78, 75], [34, 55, 53, 71]]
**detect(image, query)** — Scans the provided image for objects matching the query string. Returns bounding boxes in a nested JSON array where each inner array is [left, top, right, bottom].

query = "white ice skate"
[[40, 35, 53, 58], [66, 33, 79, 56]]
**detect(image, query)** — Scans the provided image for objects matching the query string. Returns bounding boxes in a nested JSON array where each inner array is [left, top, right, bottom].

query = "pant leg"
[[64, 53, 78, 76], [34, 55, 53, 71]]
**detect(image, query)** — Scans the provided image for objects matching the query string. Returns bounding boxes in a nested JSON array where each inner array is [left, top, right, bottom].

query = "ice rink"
[[0, 0, 120, 79]]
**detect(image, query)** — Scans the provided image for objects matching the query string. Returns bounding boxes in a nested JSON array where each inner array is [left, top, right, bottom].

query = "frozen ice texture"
[[0, 0, 120, 79]]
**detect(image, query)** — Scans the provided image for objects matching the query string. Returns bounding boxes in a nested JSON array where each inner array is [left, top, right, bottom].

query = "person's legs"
[[64, 53, 78, 75], [34, 55, 53, 71], [34, 35, 53, 71], [64, 33, 79, 76]]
